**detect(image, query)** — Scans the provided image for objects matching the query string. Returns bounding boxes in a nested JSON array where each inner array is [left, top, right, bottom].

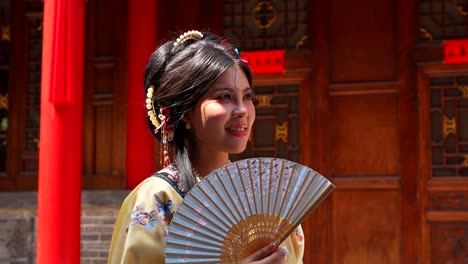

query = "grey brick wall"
[[0, 210, 35, 264], [0, 191, 129, 264], [80, 208, 119, 264]]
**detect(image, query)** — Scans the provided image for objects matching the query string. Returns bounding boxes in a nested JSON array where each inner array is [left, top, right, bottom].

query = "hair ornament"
[[221, 38, 233, 52], [145, 87, 175, 166], [160, 108, 174, 141], [146, 85, 162, 129], [220, 39, 248, 65], [240, 56, 250, 65], [174, 30, 203, 46], [158, 107, 174, 166]]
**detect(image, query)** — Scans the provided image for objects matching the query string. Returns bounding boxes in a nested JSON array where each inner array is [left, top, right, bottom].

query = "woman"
[[108, 30, 304, 263]]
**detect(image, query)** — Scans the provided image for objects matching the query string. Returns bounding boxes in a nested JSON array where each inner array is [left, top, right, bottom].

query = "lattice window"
[[430, 76, 468, 177], [419, 0, 468, 41], [231, 84, 300, 163], [0, 1, 10, 174], [23, 7, 42, 172], [223, 0, 308, 50]]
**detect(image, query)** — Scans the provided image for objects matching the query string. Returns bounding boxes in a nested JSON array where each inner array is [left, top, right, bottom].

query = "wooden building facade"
[[0, 0, 467, 263]]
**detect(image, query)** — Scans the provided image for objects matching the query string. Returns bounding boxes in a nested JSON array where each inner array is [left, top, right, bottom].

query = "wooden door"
[[307, 0, 418, 263], [0, 0, 43, 190], [415, 1, 468, 263], [418, 64, 468, 264], [217, 0, 420, 262], [0, 0, 128, 190], [82, 0, 127, 189]]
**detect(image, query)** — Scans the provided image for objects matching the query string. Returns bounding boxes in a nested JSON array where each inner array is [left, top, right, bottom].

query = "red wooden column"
[[126, 0, 157, 189], [37, 0, 85, 263]]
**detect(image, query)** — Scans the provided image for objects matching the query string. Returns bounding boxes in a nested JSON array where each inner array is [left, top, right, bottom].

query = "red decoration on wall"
[[241, 50, 285, 74], [444, 39, 468, 64]]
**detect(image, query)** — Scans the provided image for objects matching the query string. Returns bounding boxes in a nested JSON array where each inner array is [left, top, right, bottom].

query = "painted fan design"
[[165, 157, 335, 263]]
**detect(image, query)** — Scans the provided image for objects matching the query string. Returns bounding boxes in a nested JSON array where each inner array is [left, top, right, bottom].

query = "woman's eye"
[[216, 93, 231, 100], [245, 93, 254, 100]]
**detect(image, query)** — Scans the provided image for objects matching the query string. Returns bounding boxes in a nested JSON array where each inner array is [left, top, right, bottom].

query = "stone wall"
[[0, 191, 129, 264]]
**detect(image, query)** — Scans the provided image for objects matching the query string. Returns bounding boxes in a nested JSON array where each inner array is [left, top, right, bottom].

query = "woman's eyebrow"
[[211, 87, 232, 93], [210, 86, 252, 93]]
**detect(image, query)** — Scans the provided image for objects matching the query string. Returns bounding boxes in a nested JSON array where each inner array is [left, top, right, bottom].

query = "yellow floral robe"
[[108, 164, 304, 264]]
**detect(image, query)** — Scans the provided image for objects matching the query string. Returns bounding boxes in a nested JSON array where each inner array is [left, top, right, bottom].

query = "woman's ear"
[[182, 113, 191, 130]]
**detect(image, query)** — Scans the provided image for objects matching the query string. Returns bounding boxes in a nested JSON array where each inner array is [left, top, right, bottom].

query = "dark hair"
[[143, 31, 252, 191]]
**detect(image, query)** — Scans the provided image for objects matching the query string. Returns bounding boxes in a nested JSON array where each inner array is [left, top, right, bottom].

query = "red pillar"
[[126, 0, 157, 189], [37, 0, 85, 263]]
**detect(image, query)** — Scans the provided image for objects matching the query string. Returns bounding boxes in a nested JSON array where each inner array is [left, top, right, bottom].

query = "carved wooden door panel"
[[418, 65, 468, 264], [0, 0, 11, 177], [0, 0, 43, 190], [82, 0, 127, 189], [417, 1, 468, 262]]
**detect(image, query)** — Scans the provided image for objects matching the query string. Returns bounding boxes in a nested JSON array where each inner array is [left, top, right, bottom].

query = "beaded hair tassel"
[[160, 108, 174, 166], [146, 85, 174, 167]]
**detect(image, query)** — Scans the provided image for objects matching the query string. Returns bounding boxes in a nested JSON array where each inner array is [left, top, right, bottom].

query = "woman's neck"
[[189, 148, 230, 179]]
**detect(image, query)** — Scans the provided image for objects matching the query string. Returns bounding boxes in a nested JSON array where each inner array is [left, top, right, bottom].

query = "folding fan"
[[165, 157, 335, 263]]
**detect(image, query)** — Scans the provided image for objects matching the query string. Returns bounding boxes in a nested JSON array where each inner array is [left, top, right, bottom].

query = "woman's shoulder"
[[127, 163, 185, 203], [108, 165, 184, 263], [114, 164, 185, 237]]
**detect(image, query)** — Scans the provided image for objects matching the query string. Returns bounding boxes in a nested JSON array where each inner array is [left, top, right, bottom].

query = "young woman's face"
[[188, 65, 255, 154]]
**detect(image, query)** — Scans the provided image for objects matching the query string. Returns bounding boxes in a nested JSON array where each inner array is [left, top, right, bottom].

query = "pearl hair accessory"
[[146, 84, 174, 166], [174, 30, 203, 46], [146, 85, 162, 130]]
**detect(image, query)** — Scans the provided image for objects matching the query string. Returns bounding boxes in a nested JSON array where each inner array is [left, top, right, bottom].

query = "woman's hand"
[[240, 243, 289, 264]]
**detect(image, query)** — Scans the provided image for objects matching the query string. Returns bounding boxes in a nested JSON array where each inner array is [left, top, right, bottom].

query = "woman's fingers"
[[241, 243, 276, 264], [243, 243, 277, 262], [241, 244, 288, 264], [260, 246, 288, 263]]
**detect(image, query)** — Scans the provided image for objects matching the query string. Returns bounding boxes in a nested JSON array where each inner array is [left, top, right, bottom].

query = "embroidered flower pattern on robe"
[[128, 194, 176, 237], [127, 205, 159, 232], [294, 227, 304, 241], [154, 194, 175, 236], [162, 164, 186, 193]]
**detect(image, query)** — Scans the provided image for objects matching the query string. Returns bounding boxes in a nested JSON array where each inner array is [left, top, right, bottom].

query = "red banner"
[[241, 50, 285, 74], [444, 39, 468, 64]]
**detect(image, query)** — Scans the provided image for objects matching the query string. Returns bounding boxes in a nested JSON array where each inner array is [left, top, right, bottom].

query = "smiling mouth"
[[225, 127, 248, 137], [226, 127, 247, 132]]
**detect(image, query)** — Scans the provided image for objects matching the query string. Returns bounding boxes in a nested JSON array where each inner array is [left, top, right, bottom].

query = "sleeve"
[[282, 224, 305, 264], [107, 177, 183, 264]]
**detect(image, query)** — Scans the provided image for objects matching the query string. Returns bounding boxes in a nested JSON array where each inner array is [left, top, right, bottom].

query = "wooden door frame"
[[417, 63, 468, 264]]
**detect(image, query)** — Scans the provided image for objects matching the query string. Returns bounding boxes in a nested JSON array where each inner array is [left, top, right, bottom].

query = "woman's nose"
[[232, 102, 248, 118]]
